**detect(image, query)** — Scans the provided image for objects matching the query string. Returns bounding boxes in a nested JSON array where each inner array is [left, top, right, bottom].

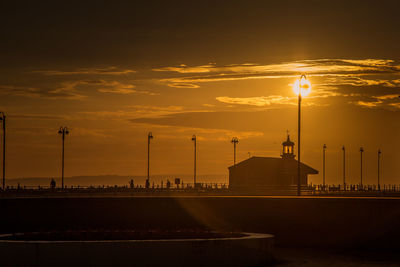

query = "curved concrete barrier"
[[0, 232, 274, 267]]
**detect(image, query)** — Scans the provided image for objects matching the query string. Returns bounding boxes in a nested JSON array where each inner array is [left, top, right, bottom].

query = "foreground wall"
[[0, 233, 274, 267], [1, 196, 399, 248]]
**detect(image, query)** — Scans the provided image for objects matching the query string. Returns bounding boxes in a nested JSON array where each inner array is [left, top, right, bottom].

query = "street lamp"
[[293, 74, 311, 196], [58, 127, 69, 189], [342, 146, 346, 191], [323, 144, 326, 189], [231, 137, 239, 165], [146, 132, 153, 189], [360, 147, 364, 189], [0, 112, 5, 190], [378, 149, 381, 190], [191, 135, 197, 187]]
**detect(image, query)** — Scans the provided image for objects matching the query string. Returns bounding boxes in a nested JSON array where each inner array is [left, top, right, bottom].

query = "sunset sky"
[[1, 1, 400, 185]]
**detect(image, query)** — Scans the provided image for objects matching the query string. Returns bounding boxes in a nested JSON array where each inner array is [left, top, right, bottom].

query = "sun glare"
[[293, 76, 312, 97]]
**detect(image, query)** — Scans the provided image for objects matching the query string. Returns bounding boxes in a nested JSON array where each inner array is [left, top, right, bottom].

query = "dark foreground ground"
[[1, 196, 400, 266], [273, 247, 400, 266]]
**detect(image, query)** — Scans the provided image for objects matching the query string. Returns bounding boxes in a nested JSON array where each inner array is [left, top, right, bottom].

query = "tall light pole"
[[378, 149, 381, 190], [360, 147, 364, 188], [323, 144, 326, 189], [293, 74, 311, 196], [58, 127, 69, 189], [342, 146, 346, 191], [191, 135, 197, 186], [231, 137, 239, 165], [0, 112, 5, 190], [146, 132, 153, 189]]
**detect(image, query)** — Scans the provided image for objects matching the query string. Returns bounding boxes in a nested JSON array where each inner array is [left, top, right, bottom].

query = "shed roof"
[[228, 156, 318, 174]]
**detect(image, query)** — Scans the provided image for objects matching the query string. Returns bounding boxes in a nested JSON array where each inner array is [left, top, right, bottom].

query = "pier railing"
[[307, 184, 400, 195]]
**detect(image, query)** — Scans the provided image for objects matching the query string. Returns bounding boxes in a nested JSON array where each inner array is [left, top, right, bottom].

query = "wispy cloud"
[[129, 123, 264, 141], [216, 95, 295, 107], [89, 80, 137, 94], [154, 59, 400, 88], [215, 84, 352, 107], [154, 58, 400, 110], [0, 79, 154, 99], [33, 66, 136, 76], [0, 85, 85, 100], [155, 59, 398, 75], [322, 76, 400, 88], [166, 83, 200, 88], [353, 94, 400, 109], [9, 114, 68, 120], [153, 64, 216, 74], [376, 94, 400, 100], [59, 80, 156, 95], [215, 94, 337, 108], [79, 105, 188, 120]]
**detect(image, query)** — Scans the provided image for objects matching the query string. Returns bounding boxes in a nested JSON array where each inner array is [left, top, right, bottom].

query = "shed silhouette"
[[228, 135, 318, 192]]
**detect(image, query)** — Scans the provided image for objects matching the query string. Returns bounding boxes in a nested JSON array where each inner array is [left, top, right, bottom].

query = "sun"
[[293, 76, 312, 96]]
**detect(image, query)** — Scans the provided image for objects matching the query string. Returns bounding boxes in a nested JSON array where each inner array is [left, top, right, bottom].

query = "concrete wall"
[[0, 233, 273, 267], [1, 196, 400, 248]]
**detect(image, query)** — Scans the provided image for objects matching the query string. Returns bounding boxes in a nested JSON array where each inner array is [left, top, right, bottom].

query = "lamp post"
[[231, 137, 239, 165], [378, 149, 381, 190], [191, 135, 197, 186], [293, 74, 311, 196], [342, 146, 346, 191], [58, 127, 69, 189], [323, 144, 326, 189], [0, 112, 5, 190], [360, 147, 364, 189], [146, 132, 153, 189]]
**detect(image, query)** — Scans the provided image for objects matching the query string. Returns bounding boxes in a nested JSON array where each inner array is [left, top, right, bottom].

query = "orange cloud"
[[154, 59, 400, 88], [33, 66, 136, 76], [216, 95, 295, 107]]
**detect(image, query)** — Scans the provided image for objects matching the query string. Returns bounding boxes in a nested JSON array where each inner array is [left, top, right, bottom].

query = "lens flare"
[[293, 76, 311, 96]]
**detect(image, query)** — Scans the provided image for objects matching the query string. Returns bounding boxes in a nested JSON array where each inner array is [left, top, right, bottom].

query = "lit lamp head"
[[58, 126, 69, 135], [293, 74, 311, 97]]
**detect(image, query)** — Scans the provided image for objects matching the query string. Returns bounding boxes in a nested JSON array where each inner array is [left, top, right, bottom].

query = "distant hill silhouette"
[[7, 174, 227, 188]]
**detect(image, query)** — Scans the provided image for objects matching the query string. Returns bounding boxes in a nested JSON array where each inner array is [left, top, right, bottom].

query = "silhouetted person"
[[166, 180, 171, 189], [129, 179, 134, 189], [50, 179, 56, 189], [145, 179, 150, 189]]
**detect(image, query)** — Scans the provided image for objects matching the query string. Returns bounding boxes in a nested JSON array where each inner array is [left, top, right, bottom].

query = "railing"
[[307, 184, 400, 195], [0, 182, 229, 193], [2, 183, 400, 197]]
